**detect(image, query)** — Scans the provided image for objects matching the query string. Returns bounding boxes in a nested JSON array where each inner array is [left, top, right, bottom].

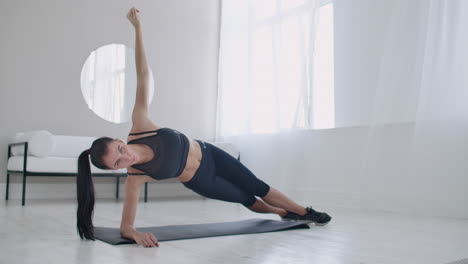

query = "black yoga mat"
[[94, 218, 310, 245]]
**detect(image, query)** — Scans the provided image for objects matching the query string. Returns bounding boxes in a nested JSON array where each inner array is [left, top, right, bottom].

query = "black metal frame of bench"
[[5, 141, 149, 206]]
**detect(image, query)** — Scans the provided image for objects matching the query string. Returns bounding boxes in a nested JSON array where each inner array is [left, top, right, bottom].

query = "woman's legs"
[[206, 142, 308, 216], [208, 143, 271, 200], [261, 187, 307, 216], [184, 141, 261, 208], [247, 198, 287, 216], [189, 141, 307, 217]]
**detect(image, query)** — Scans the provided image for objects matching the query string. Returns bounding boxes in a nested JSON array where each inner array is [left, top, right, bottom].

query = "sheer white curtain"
[[217, 0, 468, 217], [359, 0, 468, 216], [216, 0, 333, 140]]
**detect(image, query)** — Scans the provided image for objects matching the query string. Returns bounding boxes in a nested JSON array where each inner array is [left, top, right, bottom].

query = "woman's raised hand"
[[127, 7, 141, 29], [134, 231, 160, 248]]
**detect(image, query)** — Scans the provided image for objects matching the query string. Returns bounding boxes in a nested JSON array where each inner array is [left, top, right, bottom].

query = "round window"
[[80, 43, 155, 123]]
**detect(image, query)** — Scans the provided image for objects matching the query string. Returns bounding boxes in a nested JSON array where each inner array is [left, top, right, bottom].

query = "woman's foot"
[[281, 207, 332, 226]]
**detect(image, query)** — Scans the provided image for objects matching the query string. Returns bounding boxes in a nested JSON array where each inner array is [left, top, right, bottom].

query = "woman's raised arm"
[[127, 7, 150, 121]]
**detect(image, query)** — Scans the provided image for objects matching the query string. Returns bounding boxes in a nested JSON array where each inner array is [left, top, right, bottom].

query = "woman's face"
[[103, 139, 137, 169]]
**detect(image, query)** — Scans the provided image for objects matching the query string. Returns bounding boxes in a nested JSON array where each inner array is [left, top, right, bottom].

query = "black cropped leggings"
[[181, 140, 271, 207]]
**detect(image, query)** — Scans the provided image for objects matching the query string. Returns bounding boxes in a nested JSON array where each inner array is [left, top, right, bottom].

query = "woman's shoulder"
[[127, 130, 163, 143], [127, 116, 163, 140], [130, 114, 162, 134]]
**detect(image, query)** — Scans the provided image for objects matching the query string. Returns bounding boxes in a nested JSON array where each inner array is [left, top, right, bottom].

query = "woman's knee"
[[256, 181, 271, 198], [244, 196, 257, 208]]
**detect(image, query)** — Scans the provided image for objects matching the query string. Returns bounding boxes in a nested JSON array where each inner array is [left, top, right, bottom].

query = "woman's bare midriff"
[[176, 138, 202, 183]]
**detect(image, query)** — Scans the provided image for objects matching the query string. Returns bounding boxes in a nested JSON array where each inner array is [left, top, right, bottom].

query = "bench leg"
[[22, 172, 26, 206], [144, 183, 148, 203], [115, 175, 120, 199], [5, 172, 9, 200]]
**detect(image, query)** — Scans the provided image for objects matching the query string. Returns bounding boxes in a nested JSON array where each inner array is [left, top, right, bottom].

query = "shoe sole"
[[314, 221, 331, 226], [281, 218, 331, 226], [280, 218, 314, 224]]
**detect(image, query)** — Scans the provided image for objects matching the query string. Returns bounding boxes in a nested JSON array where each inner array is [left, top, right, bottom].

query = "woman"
[[76, 7, 332, 248]]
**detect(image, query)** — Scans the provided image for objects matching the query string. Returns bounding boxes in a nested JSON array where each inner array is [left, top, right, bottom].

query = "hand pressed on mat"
[[134, 231, 159, 247]]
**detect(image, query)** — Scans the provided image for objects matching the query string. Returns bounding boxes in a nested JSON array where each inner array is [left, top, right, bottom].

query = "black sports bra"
[[126, 127, 190, 180]]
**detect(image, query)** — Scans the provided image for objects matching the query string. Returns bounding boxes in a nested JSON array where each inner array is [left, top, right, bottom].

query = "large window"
[[217, 0, 335, 138], [252, 0, 334, 131], [312, 2, 334, 129]]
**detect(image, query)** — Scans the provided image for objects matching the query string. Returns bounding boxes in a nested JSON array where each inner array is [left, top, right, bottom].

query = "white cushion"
[[11, 130, 55, 158], [49, 135, 97, 158], [7, 156, 126, 174], [11, 131, 97, 158]]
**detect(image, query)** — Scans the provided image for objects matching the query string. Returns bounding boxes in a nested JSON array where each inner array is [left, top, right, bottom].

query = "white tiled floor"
[[1, 197, 467, 264]]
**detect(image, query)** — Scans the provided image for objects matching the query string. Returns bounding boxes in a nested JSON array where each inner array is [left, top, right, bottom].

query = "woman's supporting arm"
[[120, 175, 159, 247], [120, 178, 142, 240]]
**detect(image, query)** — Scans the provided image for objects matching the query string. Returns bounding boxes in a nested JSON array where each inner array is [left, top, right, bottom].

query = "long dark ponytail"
[[76, 137, 113, 240]]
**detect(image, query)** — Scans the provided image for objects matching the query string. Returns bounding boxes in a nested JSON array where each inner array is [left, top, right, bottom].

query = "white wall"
[[0, 0, 220, 199]]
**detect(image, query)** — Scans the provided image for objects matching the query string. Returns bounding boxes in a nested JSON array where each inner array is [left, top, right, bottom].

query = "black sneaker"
[[281, 207, 332, 226]]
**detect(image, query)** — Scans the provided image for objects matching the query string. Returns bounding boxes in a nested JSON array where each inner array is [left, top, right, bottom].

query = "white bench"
[[5, 130, 241, 206]]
